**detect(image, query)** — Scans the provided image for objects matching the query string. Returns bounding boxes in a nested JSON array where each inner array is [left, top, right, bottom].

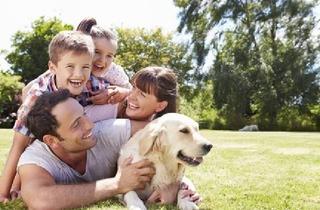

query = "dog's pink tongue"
[[194, 157, 203, 163]]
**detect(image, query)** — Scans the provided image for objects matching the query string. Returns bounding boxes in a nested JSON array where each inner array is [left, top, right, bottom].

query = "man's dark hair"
[[26, 89, 71, 141]]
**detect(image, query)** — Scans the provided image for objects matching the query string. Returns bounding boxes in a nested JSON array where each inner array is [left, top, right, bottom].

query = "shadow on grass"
[[0, 197, 179, 210]]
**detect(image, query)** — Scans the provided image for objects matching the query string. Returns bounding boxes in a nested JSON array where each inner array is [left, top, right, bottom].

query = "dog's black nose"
[[202, 144, 213, 153]]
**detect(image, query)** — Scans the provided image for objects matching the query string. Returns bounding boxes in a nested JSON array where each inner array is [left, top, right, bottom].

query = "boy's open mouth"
[[69, 79, 83, 88]]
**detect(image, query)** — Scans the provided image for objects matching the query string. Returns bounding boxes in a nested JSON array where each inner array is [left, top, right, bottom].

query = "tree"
[[0, 72, 24, 127], [174, 0, 320, 130], [115, 27, 194, 97], [5, 17, 73, 83]]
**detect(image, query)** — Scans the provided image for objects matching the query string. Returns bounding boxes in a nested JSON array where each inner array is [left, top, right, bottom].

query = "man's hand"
[[116, 157, 155, 194]]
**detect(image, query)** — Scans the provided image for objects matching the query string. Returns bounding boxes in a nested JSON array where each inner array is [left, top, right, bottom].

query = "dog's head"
[[139, 113, 212, 166]]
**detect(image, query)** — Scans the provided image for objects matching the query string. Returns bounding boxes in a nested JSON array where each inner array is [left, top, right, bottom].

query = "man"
[[18, 89, 155, 209]]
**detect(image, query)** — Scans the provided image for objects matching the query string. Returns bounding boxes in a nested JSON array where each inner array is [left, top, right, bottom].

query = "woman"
[[119, 66, 177, 121], [119, 66, 200, 205]]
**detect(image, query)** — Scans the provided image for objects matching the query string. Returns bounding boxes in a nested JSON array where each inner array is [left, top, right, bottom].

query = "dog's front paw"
[[178, 199, 199, 210], [128, 202, 147, 210], [123, 191, 147, 210], [127, 198, 147, 210]]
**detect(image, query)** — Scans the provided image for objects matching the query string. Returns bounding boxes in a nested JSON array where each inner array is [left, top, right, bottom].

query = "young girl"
[[76, 17, 131, 105]]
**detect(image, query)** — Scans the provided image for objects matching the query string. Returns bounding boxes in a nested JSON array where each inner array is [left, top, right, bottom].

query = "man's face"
[[51, 98, 96, 152], [50, 51, 92, 96]]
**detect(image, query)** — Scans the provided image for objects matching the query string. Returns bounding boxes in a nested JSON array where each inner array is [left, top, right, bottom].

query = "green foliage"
[[0, 72, 24, 127], [5, 17, 73, 83], [115, 27, 194, 96], [275, 107, 317, 131], [175, 0, 320, 130], [179, 81, 225, 129]]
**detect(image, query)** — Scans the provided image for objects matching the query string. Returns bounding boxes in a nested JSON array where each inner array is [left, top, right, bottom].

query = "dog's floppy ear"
[[139, 122, 164, 156]]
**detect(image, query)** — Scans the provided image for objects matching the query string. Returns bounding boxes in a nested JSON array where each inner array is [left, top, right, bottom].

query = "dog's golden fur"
[[118, 113, 212, 210]]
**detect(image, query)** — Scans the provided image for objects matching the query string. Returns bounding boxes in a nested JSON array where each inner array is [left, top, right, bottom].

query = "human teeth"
[[94, 64, 104, 70], [129, 103, 138, 109], [83, 132, 92, 139], [69, 80, 82, 87]]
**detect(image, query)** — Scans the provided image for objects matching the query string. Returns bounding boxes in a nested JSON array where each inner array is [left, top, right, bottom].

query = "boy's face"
[[92, 38, 117, 77], [49, 52, 92, 95]]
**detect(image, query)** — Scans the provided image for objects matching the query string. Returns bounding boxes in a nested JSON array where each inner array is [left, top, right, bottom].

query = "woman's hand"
[[147, 182, 180, 204], [179, 182, 201, 204]]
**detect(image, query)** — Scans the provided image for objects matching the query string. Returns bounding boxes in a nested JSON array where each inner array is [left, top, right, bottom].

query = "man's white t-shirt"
[[17, 119, 131, 184]]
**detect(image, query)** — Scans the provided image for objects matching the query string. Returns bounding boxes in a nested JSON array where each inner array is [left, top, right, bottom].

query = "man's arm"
[[19, 158, 155, 209]]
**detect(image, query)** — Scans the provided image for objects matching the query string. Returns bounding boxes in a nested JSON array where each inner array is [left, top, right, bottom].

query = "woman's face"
[[126, 86, 167, 121]]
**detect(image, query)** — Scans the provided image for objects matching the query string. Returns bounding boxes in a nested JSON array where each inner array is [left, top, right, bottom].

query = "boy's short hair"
[[49, 31, 95, 65]]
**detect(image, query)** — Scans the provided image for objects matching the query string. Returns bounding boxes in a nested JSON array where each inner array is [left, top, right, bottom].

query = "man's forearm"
[[22, 178, 121, 209]]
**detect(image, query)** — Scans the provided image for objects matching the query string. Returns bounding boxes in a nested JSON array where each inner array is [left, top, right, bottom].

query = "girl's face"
[[126, 86, 167, 121], [92, 38, 117, 77]]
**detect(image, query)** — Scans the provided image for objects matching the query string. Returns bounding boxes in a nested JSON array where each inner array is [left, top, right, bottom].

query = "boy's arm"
[[0, 132, 31, 201], [19, 158, 155, 209], [0, 85, 41, 202], [22, 70, 51, 101]]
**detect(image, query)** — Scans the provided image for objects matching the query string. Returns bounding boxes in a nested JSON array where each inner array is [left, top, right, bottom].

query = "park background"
[[0, 0, 320, 209], [0, 0, 319, 131]]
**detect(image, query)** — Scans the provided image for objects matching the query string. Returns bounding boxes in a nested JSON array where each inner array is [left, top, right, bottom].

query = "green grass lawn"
[[0, 129, 320, 210]]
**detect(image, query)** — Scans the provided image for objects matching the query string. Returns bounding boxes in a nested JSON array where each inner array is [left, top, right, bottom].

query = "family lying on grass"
[[0, 17, 212, 209]]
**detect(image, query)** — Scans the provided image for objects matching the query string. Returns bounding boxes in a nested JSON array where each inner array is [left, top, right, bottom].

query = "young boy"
[[0, 30, 113, 202]]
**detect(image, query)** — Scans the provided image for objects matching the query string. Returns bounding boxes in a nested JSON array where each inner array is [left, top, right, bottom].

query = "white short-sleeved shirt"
[[18, 119, 131, 184]]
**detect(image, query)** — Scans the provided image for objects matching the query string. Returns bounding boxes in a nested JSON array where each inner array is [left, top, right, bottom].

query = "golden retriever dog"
[[118, 113, 213, 210]]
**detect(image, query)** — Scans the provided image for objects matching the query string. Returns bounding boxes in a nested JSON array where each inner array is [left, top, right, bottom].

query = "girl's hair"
[[132, 66, 178, 118], [76, 17, 117, 47]]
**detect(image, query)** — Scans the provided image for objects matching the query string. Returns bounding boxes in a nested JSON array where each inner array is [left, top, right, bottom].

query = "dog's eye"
[[179, 128, 190, 134]]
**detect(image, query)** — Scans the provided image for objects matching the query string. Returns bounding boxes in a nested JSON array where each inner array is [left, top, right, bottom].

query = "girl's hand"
[[89, 89, 118, 105], [106, 86, 130, 104]]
